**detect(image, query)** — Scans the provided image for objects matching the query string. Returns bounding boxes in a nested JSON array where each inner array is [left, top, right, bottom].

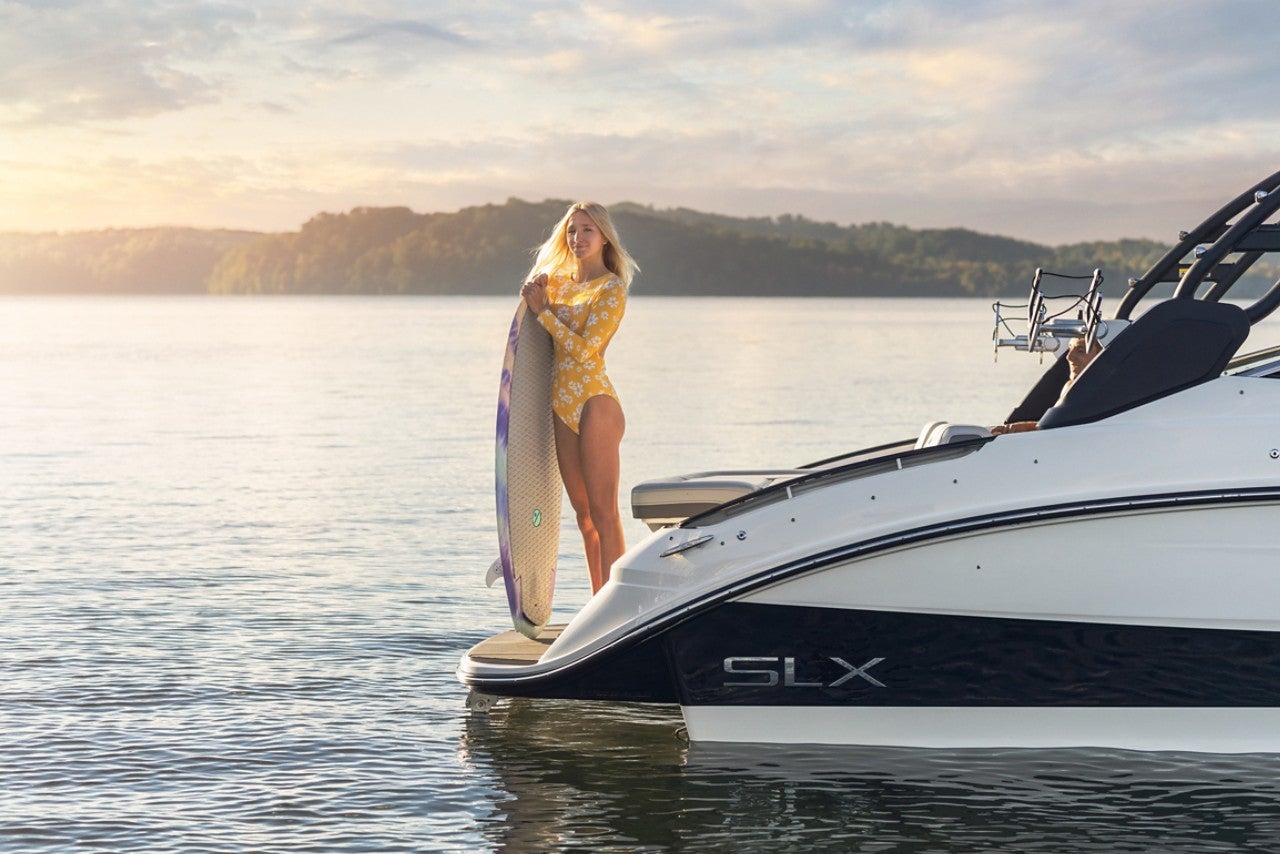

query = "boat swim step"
[[466, 624, 566, 666]]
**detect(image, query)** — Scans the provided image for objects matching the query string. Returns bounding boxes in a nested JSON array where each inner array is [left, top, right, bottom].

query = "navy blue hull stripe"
[[670, 602, 1280, 707]]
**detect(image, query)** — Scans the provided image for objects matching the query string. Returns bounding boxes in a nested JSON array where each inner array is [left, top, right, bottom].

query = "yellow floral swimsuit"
[[535, 270, 627, 434]]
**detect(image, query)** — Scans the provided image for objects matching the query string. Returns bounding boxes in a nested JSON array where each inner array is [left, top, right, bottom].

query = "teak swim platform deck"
[[466, 624, 565, 666]]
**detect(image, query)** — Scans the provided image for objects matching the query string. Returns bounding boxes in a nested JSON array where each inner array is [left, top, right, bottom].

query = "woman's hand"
[[990, 421, 1037, 435], [521, 274, 548, 313]]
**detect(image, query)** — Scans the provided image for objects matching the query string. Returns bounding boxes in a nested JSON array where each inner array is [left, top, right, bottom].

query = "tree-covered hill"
[[2, 199, 1272, 297], [0, 228, 258, 294], [205, 201, 563, 295], [202, 199, 1178, 298]]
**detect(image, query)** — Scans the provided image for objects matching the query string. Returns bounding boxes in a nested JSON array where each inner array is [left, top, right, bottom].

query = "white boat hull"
[[683, 706, 1280, 752]]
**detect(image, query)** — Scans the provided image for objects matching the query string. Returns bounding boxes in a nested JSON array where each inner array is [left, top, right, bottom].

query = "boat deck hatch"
[[467, 624, 565, 666]]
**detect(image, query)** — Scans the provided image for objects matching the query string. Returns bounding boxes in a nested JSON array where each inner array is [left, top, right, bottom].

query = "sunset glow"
[[2, 1, 1277, 242]]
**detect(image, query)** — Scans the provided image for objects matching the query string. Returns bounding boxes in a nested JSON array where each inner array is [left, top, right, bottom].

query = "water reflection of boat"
[[680, 743, 1280, 851], [458, 699, 1280, 851], [460, 171, 1280, 750], [458, 700, 686, 851]]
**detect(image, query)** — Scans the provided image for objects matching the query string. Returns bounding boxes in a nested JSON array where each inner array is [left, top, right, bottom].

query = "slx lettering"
[[722, 656, 886, 688]]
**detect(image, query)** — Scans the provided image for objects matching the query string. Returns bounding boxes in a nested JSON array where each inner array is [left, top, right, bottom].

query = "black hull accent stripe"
[[671, 602, 1280, 707], [462, 488, 1280, 692]]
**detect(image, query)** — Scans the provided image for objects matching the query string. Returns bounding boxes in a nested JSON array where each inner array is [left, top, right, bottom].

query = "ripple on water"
[[6, 297, 1280, 852]]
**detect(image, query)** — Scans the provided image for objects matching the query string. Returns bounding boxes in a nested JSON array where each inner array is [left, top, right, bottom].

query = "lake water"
[[4, 295, 1280, 852]]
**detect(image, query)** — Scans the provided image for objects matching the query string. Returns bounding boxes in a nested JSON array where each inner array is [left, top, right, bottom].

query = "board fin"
[[484, 557, 503, 588]]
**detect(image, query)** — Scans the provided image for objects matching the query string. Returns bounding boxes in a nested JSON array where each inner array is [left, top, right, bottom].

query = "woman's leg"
[[578, 395, 626, 590], [553, 416, 602, 591]]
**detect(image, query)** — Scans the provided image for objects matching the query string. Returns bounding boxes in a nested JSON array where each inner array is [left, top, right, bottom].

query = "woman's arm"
[[990, 421, 1038, 435], [536, 278, 627, 364]]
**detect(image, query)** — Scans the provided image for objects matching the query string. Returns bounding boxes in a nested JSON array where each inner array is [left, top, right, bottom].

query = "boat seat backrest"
[[914, 421, 948, 449], [915, 421, 992, 449], [1038, 299, 1250, 429]]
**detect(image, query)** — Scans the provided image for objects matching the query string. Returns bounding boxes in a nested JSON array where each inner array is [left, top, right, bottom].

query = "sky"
[[2, 0, 1278, 244]]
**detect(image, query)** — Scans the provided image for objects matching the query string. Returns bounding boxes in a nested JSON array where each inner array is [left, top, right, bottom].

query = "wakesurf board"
[[492, 302, 561, 639]]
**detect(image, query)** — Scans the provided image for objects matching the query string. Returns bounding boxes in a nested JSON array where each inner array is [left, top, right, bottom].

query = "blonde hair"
[[526, 201, 639, 287]]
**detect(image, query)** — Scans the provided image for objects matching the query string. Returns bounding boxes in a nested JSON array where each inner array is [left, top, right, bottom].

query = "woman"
[[520, 202, 639, 594], [991, 335, 1102, 434]]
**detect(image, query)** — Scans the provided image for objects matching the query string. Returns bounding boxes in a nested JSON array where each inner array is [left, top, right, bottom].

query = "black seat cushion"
[[1038, 299, 1250, 429]]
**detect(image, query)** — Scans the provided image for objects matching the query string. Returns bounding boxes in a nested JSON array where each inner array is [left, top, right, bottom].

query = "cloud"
[[326, 19, 473, 49], [304, 12, 478, 77], [1, 111, 1273, 245], [0, 0, 1277, 242], [0, 2, 252, 124], [0, 2, 478, 125]]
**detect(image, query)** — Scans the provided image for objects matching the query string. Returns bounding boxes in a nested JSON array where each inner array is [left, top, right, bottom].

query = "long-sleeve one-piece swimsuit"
[[534, 270, 627, 434]]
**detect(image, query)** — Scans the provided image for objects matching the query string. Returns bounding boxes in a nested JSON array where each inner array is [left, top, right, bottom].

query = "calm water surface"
[[3, 296, 1280, 852]]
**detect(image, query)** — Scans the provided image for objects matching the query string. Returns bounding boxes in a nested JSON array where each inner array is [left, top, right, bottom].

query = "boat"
[[458, 171, 1280, 751]]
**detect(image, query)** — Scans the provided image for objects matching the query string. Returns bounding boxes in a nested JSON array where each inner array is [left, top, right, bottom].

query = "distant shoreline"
[[3, 199, 1274, 298]]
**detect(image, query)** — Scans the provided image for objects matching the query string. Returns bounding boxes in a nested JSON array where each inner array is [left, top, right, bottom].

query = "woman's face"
[[565, 210, 605, 264], [1066, 336, 1101, 375]]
